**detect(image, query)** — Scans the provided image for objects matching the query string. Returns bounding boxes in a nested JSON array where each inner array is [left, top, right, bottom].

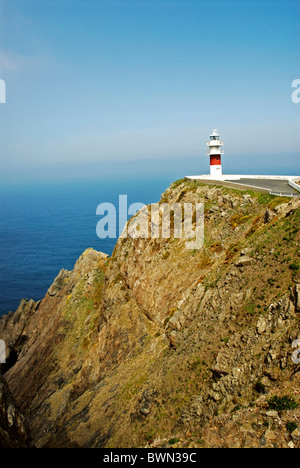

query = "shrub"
[[289, 262, 300, 271], [245, 302, 255, 316], [286, 421, 298, 433], [230, 213, 251, 229], [168, 438, 180, 445], [267, 395, 298, 411]]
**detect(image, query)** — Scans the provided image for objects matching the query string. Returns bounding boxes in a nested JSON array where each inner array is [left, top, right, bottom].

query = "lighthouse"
[[206, 129, 224, 177], [186, 129, 300, 197]]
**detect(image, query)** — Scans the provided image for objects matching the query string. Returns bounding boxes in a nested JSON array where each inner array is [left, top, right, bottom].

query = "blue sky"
[[0, 0, 299, 183]]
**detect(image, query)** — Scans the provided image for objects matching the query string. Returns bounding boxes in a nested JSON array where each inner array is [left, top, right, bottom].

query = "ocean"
[[0, 176, 172, 317]]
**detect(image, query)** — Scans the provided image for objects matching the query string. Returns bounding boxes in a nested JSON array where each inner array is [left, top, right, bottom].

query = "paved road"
[[225, 178, 299, 196]]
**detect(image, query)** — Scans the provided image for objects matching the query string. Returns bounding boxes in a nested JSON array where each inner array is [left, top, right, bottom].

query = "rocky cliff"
[[0, 373, 34, 448], [0, 180, 299, 448]]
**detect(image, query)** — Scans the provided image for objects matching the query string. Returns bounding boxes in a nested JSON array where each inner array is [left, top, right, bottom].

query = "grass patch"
[[168, 437, 180, 445], [286, 421, 298, 433], [245, 302, 256, 316], [230, 213, 252, 229], [257, 193, 276, 205]]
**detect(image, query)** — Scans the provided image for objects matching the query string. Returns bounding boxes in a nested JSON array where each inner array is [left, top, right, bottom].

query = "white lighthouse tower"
[[206, 129, 224, 177]]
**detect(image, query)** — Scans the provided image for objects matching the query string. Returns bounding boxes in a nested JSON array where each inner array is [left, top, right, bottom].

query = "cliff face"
[[0, 373, 34, 448], [0, 180, 299, 448]]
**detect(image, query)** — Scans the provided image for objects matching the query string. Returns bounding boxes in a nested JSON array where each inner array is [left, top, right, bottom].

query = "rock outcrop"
[[0, 373, 34, 448], [0, 180, 299, 448]]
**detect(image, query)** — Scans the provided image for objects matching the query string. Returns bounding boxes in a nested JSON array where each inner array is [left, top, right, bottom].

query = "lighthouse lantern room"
[[206, 129, 224, 177]]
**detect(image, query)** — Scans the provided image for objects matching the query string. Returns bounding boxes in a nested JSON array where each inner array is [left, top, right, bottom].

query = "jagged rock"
[[168, 330, 178, 348], [0, 374, 34, 448], [275, 203, 289, 215], [235, 256, 253, 267], [275, 198, 300, 217], [265, 411, 279, 418], [181, 289, 300, 430], [241, 248, 252, 256], [243, 194, 254, 204], [264, 429, 277, 443], [205, 188, 219, 200], [167, 310, 186, 332], [257, 316, 267, 335], [264, 208, 276, 223], [47, 269, 70, 296], [293, 284, 300, 312], [139, 389, 159, 416], [291, 427, 300, 442]]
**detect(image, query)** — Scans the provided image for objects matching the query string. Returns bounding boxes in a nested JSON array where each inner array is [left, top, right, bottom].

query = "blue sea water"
[[0, 176, 171, 317]]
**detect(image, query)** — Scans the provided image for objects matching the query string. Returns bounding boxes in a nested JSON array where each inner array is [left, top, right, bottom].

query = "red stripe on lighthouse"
[[210, 155, 221, 166]]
